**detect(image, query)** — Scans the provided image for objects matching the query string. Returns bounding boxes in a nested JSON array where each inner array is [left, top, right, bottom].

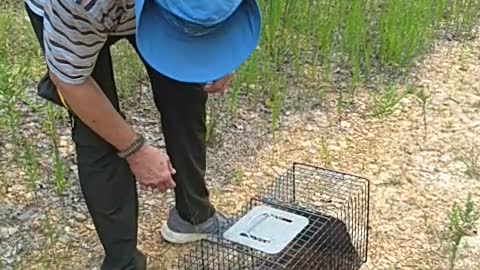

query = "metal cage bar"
[[174, 163, 370, 270]]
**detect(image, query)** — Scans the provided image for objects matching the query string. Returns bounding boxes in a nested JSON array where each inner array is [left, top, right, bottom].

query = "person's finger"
[[163, 155, 176, 175], [165, 179, 176, 189], [169, 163, 176, 175]]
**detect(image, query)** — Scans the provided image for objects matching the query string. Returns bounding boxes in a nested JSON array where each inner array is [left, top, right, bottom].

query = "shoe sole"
[[160, 223, 209, 244]]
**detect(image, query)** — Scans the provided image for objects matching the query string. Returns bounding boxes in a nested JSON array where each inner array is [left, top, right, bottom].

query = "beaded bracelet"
[[117, 134, 146, 159]]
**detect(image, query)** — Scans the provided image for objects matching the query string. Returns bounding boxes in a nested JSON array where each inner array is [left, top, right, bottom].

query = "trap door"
[[223, 205, 309, 255]]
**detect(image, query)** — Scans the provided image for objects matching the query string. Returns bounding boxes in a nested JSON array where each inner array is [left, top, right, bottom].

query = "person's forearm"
[[51, 73, 137, 151]]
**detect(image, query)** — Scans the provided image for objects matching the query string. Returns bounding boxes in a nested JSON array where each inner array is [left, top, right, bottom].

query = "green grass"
[[205, 98, 223, 145], [320, 136, 333, 168], [111, 40, 148, 105], [370, 84, 410, 119], [44, 104, 68, 196], [0, 0, 479, 197], [225, 0, 480, 127], [412, 86, 430, 139], [0, 173, 7, 196], [447, 193, 480, 270], [19, 137, 41, 196]]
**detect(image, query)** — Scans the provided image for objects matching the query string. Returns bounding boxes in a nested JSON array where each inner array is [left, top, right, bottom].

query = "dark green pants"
[[26, 6, 216, 270]]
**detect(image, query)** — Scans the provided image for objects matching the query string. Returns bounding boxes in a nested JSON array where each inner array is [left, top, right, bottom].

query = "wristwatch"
[[117, 134, 146, 159]]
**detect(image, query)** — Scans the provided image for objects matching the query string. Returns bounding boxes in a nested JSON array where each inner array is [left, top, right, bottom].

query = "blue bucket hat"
[[135, 0, 262, 84]]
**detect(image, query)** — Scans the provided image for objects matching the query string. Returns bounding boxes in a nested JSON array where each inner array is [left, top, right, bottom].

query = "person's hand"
[[126, 144, 176, 192], [203, 73, 235, 95]]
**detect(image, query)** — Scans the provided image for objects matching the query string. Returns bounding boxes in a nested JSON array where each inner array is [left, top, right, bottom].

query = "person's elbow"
[[48, 71, 88, 98]]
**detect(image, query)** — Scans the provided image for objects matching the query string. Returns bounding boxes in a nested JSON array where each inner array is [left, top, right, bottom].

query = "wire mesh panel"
[[174, 163, 370, 270]]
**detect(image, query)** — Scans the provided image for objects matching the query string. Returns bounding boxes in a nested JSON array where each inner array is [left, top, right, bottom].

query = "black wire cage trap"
[[174, 163, 370, 270]]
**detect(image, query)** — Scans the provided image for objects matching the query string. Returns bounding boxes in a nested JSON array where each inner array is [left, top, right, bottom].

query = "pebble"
[[7, 184, 23, 194], [340, 121, 351, 129], [16, 208, 36, 222], [0, 226, 18, 240], [1, 242, 23, 265], [438, 172, 451, 183], [85, 223, 95, 231], [58, 234, 70, 245], [439, 153, 453, 163], [74, 212, 87, 222]]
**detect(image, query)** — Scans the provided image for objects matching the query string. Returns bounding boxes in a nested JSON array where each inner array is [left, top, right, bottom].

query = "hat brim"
[[135, 0, 262, 84]]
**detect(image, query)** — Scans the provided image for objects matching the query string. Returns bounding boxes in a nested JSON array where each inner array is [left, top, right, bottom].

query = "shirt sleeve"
[[42, 0, 107, 85]]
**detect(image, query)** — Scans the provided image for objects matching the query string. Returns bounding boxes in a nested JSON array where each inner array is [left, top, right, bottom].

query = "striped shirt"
[[25, 0, 136, 85]]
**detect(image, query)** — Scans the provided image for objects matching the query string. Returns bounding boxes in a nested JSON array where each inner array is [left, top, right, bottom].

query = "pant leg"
[[73, 45, 146, 270], [127, 37, 216, 225], [25, 6, 145, 270]]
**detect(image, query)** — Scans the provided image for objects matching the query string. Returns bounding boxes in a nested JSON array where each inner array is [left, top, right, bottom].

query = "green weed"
[[205, 98, 222, 145], [320, 136, 332, 168], [233, 168, 244, 185], [19, 138, 41, 196], [39, 210, 60, 269], [380, 177, 402, 186], [377, 0, 433, 68], [111, 40, 147, 104], [449, 0, 480, 38], [370, 84, 408, 119], [270, 75, 286, 132], [44, 104, 68, 195], [0, 8, 44, 160], [447, 193, 480, 270], [455, 146, 480, 180], [227, 72, 243, 118], [0, 172, 7, 196], [412, 86, 430, 139], [343, 0, 369, 98]]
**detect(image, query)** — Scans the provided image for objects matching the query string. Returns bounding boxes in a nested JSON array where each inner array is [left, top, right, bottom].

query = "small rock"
[[305, 124, 315, 131], [243, 171, 253, 177], [16, 208, 36, 222], [0, 226, 19, 240], [438, 173, 451, 182], [166, 197, 175, 204], [340, 121, 351, 129], [234, 123, 244, 131], [58, 234, 70, 244], [329, 145, 341, 151], [2, 242, 23, 265], [368, 164, 380, 172], [450, 160, 467, 172], [74, 212, 87, 222], [439, 153, 453, 163], [9, 184, 23, 193], [25, 192, 33, 200], [85, 223, 95, 230]]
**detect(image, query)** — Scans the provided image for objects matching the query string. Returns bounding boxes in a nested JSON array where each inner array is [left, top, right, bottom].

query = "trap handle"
[[243, 212, 271, 240]]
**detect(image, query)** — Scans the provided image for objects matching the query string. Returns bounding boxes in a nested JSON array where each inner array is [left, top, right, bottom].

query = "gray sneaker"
[[160, 208, 235, 244]]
